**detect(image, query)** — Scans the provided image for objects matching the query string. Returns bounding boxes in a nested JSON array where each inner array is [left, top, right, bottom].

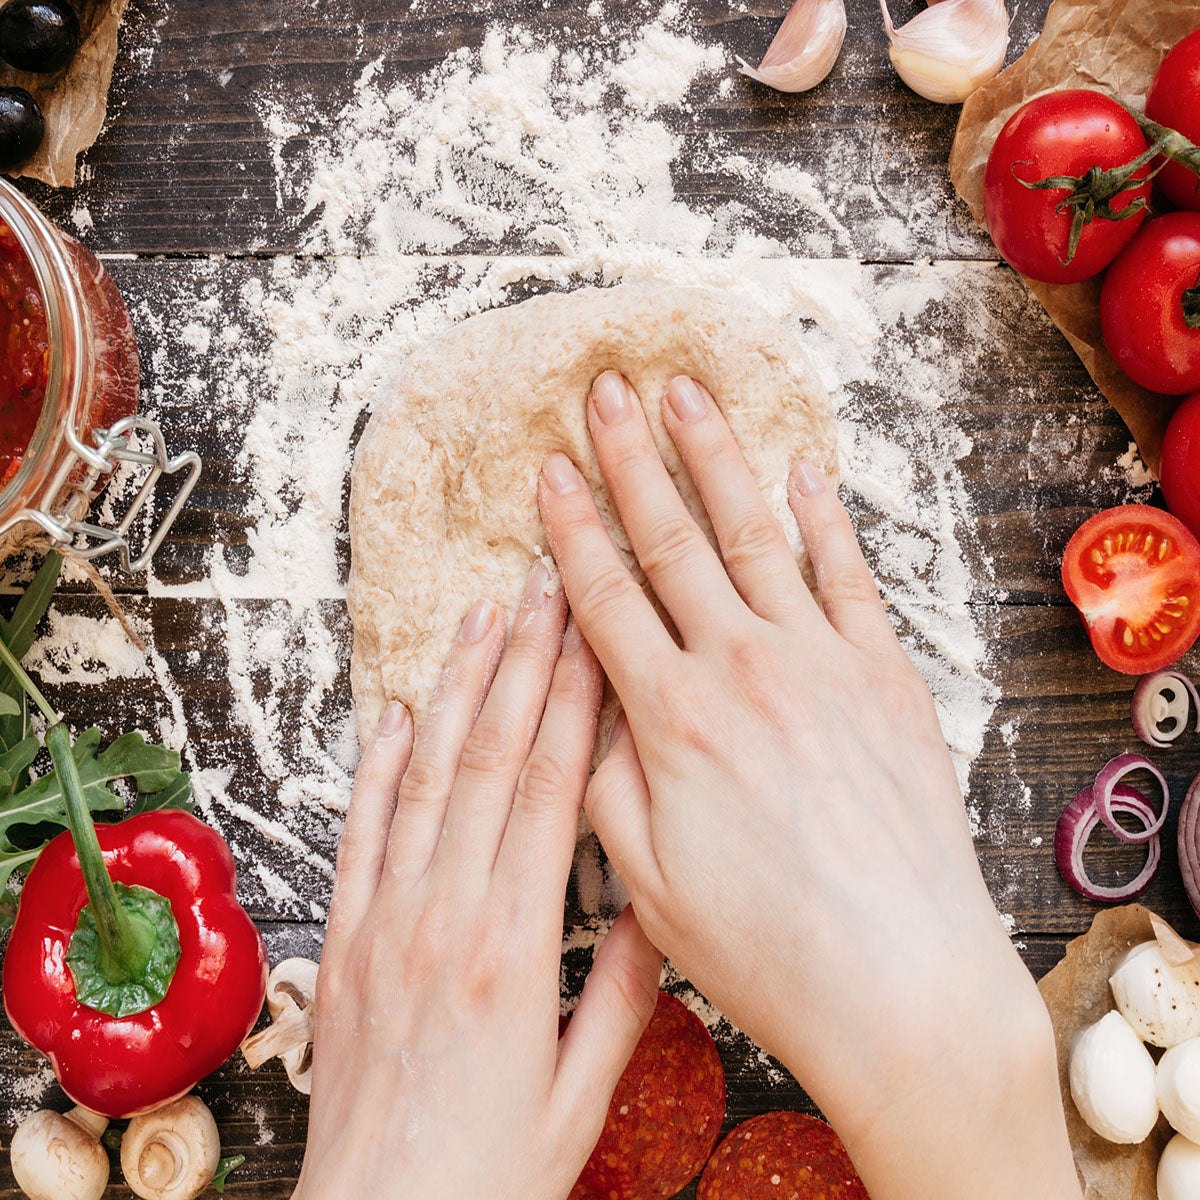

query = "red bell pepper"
[[0, 642, 267, 1118]]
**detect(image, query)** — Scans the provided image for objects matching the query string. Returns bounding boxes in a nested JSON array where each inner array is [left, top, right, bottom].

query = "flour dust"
[[8, 6, 1142, 927]]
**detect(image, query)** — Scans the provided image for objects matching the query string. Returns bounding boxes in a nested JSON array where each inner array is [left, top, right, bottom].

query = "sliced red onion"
[[1055, 784, 1162, 902], [1094, 753, 1170, 843], [1179, 772, 1200, 922], [1132, 670, 1200, 748]]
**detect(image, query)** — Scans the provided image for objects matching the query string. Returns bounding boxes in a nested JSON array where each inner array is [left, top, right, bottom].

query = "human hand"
[[537, 370, 1082, 1200], [294, 566, 662, 1200]]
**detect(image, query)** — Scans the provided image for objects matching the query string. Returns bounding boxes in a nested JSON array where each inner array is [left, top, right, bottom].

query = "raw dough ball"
[[348, 283, 837, 746]]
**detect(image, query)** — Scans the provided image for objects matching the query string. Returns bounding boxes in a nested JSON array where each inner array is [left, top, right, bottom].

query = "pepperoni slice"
[[569, 991, 726, 1200], [697, 1111, 869, 1199]]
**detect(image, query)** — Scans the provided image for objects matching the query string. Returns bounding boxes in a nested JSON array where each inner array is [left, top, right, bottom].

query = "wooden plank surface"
[[3, 0, 1198, 1193]]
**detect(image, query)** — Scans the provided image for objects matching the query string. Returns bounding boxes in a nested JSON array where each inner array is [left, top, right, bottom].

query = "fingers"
[[584, 712, 661, 900], [585, 371, 743, 640], [493, 617, 604, 921], [538, 452, 678, 700], [326, 701, 414, 943], [552, 906, 663, 1133], [439, 563, 568, 870], [381, 599, 506, 886], [787, 460, 897, 649], [662, 375, 819, 627]]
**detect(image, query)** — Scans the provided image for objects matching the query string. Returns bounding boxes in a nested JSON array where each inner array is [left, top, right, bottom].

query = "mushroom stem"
[[241, 1001, 314, 1068]]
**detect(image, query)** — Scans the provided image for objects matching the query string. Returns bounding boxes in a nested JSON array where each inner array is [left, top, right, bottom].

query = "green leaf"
[[0, 693, 20, 717], [0, 730, 193, 927], [0, 553, 61, 757], [211, 1154, 246, 1194]]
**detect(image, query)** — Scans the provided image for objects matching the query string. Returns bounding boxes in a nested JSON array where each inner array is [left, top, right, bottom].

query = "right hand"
[[537, 370, 1083, 1200]]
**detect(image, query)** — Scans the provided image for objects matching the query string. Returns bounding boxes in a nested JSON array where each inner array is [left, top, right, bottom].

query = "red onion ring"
[[1093, 753, 1170, 843], [1132, 670, 1200, 748], [1179, 772, 1200, 922], [1055, 784, 1162, 902]]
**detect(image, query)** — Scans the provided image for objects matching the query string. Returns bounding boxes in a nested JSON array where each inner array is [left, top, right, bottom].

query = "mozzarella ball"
[[1158, 1133, 1200, 1200], [1069, 1011, 1159, 1143], [1159, 1038, 1200, 1141]]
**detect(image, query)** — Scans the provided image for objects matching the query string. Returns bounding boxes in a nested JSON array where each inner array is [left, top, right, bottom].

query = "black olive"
[[0, 0, 80, 74], [0, 86, 43, 168]]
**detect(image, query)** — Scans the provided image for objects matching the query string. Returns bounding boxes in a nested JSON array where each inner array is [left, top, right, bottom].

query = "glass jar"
[[0, 178, 199, 571]]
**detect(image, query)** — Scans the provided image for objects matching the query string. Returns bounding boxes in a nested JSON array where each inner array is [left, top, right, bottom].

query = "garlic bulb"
[[880, 0, 1009, 105], [738, 0, 847, 94]]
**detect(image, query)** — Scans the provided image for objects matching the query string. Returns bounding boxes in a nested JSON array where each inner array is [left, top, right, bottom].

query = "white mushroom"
[[120, 1095, 220, 1200], [1109, 940, 1200, 1047], [1159, 1132, 1200, 1200], [240, 956, 318, 1093], [1159, 1037, 1200, 1141], [9, 1106, 109, 1200], [1068, 1010, 1160, 1144]]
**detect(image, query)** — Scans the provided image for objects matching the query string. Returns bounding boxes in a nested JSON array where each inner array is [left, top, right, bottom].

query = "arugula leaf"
[[0, 552, 61, 777], [211, 1154, 246, 1193], [0, 731, 194, 927]]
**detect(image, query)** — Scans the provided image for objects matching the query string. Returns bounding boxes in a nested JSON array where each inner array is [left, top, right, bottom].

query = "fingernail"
[[592, 370, 632, 425], [376, 700, 409, 741], [523, 560, 554, 607], [543, 452, 584, 495], [459, 598, 496, 644], [561, 615, 583, 654], [666, 376, 707, 422], [606, 710, 627, 750], [792, 459, 827, 498]]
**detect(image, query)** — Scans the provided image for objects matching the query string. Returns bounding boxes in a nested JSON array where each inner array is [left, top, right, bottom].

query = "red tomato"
[[1146, 28, 1200, 212], [1162, 392, 1200, 539], [1062, 505, 1200, 674], [1100, 212, 1200, 395], [983, 91, 1151, 284]]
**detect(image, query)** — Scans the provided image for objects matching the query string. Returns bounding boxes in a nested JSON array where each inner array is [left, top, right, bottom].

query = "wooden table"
[[2, 0, 1198, 1194]]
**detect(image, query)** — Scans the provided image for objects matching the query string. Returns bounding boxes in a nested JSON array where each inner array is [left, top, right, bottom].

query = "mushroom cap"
[[121, 1095, 221, 1200], [1160, 1038, 1200, 1142], [1069, 1011, 1159, 1144], [1159, 1133, 1200, 1200], [1110, 941, 1200, 1048], [10, 1108, 109, 1200]]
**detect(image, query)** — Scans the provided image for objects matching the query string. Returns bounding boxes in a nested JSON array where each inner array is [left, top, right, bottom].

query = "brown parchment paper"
[[949, 0, 1200, 475], [0, 0, 128, 188], [1038, 904, 1176, 1199]]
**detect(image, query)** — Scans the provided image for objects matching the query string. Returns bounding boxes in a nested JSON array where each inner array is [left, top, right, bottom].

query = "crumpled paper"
[[1038, 904, 1184, 1200], [949, 0, 1200, 475], [0, 0, 128, 188]]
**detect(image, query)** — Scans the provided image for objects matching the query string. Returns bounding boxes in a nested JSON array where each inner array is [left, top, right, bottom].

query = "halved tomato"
[[1062, 505, 1200, 674]]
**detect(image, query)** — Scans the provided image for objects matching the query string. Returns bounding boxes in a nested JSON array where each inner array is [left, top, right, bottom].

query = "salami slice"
[[697, 1111, 869, 1199], [570, 991, 726, 1200]]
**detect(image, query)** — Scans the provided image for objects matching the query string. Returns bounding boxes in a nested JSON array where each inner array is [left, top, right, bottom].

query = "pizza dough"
[[348, 283, 838, 745]]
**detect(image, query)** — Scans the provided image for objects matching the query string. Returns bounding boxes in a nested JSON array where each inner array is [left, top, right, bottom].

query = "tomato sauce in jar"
[[0, 222, 49, 487]]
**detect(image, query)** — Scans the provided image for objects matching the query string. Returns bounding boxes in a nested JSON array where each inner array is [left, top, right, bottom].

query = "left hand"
[[293, 564, 662, 1200]]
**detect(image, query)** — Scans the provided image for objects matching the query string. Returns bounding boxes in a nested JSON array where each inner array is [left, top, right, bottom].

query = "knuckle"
[[396, 756, 448, 809], [577, 567, 637, 623], [604, 955, 660, 1030], [723, 512, 786, 576], [459, 719, 522, 779], [820, 569, 881, 612], [638, 516, 704, 581], [516, 752, 577, 815]]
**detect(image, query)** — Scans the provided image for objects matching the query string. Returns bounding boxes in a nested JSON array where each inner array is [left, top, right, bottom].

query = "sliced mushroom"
[[10, 1106, 109, 1200], [120, 1095, 220, 1200], [240, 956, 318, 1093]]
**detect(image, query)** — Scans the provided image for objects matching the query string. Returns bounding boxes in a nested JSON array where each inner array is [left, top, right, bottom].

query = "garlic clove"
[[879, 0, 1009, 105], [738, 0, 847, 94]]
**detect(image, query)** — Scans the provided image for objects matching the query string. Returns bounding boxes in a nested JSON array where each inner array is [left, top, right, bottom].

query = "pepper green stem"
[[0, 636, 151, 983]]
